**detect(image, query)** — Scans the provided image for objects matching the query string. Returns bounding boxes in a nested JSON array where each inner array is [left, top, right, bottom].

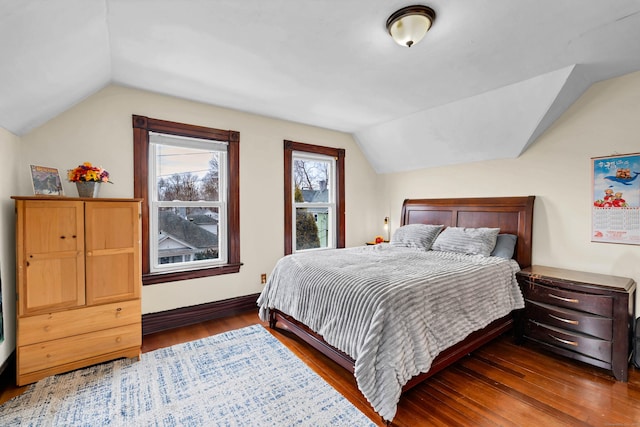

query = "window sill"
[[143, 263, 243, 285]]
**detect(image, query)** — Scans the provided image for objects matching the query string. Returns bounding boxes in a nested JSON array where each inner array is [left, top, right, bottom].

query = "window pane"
[[156, 145, 221, 202], [157, 206, 219, 266], [293, 159, 330, 203], [295, 207, 329, 250]]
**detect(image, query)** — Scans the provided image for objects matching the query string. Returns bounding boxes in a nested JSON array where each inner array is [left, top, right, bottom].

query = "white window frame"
[[292, 150, 336, 253], [148, 132, 228, 273]]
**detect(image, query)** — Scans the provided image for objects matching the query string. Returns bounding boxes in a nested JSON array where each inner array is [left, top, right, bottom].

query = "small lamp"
[[386, 5, 436, 48], [384, 216, 390, 242]]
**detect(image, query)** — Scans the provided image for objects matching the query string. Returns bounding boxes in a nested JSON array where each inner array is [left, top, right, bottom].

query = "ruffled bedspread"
[[257, 245, 524, 421]]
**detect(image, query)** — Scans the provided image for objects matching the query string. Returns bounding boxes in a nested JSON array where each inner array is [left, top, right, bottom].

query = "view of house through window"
[[150, 132, 227, 273], [293, 153, 334, 251], [133, 115, 240, 285], [284, 140, 345, 255]]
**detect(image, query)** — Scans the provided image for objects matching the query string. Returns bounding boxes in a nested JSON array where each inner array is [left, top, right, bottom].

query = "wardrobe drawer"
[[521, 281, 613, 317], [19, 323, 141, 375], [525, 300, 613, 341], [524, 320, 612, 364], [18, 299, 141, 346]]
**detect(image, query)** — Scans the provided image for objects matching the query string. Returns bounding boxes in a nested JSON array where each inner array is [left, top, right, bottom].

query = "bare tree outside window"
[[133, 115, 240, 285], [155, 151, 222, 264], [294, 159, 328, 193], [158, 172, 201, 202], [284, 140, 344, 256], [292, 155, 333, 251], [201, 155, 220, 201], [150, 139, 227, 271]]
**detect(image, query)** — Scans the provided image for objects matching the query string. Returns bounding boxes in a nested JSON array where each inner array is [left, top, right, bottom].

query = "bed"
[[258, 196, 535, 422]]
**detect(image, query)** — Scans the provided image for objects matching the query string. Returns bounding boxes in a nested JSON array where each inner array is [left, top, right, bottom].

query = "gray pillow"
[[490, 234, 517, 259], [432, 227, 500, 257], [390, 224, 444, 250]]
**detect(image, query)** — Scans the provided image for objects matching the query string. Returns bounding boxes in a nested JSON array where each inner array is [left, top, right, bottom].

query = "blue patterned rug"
[[0, 325, 376, 426]]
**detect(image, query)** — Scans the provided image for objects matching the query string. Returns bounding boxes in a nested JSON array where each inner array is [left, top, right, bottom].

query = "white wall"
[[0, 127, 20, 368], [18, 85, 380, 314], [381, 70, 640, 311], [10, 69, 640, 334]]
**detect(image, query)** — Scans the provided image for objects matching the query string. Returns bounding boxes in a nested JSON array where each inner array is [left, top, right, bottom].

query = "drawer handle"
[[548, 313, 579, 325], [548, 293, 579, 304], [548, 334, 578, 347]]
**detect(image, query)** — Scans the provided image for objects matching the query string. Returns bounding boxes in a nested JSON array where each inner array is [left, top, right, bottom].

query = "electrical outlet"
[[261, 273, 267, 284]]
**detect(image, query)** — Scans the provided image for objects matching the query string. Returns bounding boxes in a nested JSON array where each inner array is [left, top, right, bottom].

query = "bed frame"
[[269, 196, 535, 392]]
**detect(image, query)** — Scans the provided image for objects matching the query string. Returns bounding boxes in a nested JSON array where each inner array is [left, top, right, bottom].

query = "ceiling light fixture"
[[386, 5, 436, 48]]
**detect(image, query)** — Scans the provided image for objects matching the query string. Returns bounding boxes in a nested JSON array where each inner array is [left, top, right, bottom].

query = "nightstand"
[[515, 265, 636, 381]]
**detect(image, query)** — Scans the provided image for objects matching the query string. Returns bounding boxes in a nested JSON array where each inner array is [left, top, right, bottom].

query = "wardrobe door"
[[84, 201, 141, 305], [17, 200, 85, 316]]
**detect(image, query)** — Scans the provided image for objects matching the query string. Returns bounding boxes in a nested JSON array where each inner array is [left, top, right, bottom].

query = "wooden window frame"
[[284, 140, 345, 255], [133, 115, 241, 285]]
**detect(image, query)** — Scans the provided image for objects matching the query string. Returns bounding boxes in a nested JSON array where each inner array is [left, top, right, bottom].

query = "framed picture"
[[30, 165, 64, 196], [591, 153, 640, 244]]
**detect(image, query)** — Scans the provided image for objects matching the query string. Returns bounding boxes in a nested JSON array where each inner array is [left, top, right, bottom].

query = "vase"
[[75, 181, 101, 198]]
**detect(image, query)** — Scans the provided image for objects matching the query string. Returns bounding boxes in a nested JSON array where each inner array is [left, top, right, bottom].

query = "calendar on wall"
[[592, 153, 640, 244]]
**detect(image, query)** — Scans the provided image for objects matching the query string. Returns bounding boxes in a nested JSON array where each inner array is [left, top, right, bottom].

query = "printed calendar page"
[[592, 153, 640, 244]]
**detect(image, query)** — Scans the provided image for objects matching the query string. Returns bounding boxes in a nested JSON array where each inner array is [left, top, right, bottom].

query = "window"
[[133, 115, 240, 285], [284, 140, 345, 255]]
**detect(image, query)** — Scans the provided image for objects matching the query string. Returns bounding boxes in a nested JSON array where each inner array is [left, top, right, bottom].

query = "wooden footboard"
[[270, 309, 355, 373], [270, 308, 514, 391]]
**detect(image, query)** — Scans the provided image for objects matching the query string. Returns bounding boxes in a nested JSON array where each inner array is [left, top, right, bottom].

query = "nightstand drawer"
[[525, 320, 612, 364], [521, 280, 613, 317], [525, 300, 613, 341]]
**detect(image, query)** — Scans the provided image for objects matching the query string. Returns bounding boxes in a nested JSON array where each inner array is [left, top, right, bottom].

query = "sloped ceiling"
[[1, 1, 640, 173]]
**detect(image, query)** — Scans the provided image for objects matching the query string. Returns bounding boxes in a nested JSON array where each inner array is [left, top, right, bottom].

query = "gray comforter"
[[257, 244, 524, 421]]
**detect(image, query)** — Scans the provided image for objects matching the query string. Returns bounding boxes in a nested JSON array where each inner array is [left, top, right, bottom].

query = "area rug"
[[0, 325, 376, 426]]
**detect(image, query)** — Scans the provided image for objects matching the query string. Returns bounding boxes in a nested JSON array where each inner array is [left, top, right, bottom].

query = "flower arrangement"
[[68, 162, 112, 183]]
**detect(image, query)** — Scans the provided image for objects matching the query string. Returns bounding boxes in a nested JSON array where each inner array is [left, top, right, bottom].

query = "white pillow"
[[390, 224, 444, 250], [432, 227, 500, 257]]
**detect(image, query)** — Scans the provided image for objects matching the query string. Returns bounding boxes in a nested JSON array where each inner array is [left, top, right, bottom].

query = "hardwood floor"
[[2, 310, 640, 426]]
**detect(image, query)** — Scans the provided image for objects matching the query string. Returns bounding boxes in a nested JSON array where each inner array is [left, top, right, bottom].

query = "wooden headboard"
[[400, 196, 535, 268]]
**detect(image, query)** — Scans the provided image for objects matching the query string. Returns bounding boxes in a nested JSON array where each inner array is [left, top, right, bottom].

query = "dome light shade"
[[386, 5, 436, 48]]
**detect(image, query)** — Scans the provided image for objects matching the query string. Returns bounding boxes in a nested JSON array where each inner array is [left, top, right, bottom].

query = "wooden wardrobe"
[[12, 196, 142, 386]]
